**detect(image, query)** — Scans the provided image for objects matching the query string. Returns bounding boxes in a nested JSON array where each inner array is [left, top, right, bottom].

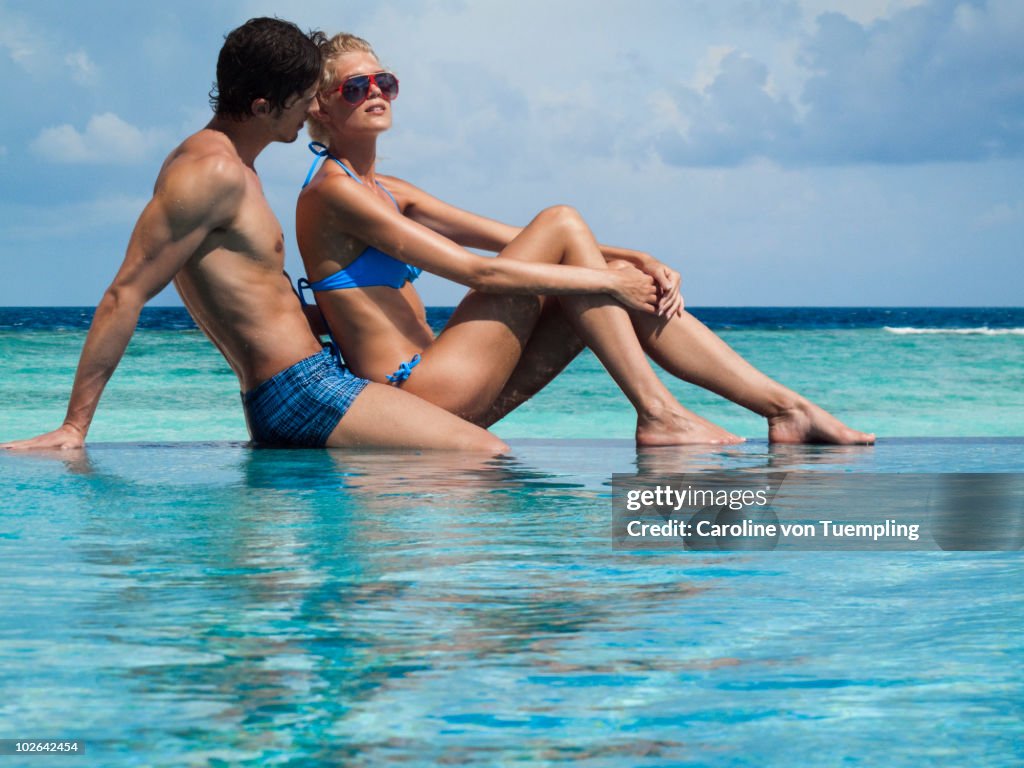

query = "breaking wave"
[[884, 326, 1024, 336]]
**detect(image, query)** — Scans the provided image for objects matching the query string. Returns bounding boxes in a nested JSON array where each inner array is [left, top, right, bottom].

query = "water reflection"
[[5, 440, 1021, 764], [6, 445, 711, 762], [633, 441, 878, 476]]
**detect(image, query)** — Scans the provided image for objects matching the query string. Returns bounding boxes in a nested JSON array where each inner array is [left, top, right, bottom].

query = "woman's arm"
[[386, 176, 522, 251], [601, 246, 684, 318], [310, 175, 659, 313], [388, 178, 682, 316]]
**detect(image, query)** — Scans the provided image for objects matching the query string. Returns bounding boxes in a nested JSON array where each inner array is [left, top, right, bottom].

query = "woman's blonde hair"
[[306, 33, 379, 144]]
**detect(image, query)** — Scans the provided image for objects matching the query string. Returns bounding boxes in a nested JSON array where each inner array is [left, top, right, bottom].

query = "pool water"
[[2, 438, 1022, 766]]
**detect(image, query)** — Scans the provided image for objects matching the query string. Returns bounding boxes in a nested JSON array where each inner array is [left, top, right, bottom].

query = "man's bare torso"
[[163, 129, 322, 390]]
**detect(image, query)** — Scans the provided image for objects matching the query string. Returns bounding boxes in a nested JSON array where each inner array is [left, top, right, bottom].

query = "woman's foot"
[[767, 400, 875, 445], [636, 404, 744, 446]]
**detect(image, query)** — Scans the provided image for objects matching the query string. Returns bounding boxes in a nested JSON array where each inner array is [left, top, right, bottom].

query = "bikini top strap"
[[374, 180, 400, 211], [302, 142, 331, 189], [296, 276, 313, 307], [330, 158, 361, 184], [305, 141, 400, 210], [329, 154, 400, 211]]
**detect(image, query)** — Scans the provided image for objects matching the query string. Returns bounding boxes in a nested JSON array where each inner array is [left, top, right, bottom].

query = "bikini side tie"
[[386, 354, 422, 385]]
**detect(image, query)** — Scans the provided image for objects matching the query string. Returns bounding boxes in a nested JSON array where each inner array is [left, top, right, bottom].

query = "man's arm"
[[2, 156, 245, 450]]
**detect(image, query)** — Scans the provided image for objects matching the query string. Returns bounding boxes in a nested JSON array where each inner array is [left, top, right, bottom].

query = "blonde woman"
[[295, 33, 873, 446]]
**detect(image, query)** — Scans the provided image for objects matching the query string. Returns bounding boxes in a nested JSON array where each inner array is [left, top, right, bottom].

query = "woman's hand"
[[639, 255, 684, 317], [607, 262, 659, 313], [607, 255, 684, 317]]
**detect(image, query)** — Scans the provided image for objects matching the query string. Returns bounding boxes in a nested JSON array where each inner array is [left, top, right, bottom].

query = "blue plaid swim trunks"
[[241, 348, 370, 447]]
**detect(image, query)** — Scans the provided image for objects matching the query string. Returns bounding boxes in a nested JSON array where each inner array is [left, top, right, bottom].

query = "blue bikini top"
[[300, 142, 422, 293]]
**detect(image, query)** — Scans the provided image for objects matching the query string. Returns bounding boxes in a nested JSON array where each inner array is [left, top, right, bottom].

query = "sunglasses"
[[335, 71, 400, 106]]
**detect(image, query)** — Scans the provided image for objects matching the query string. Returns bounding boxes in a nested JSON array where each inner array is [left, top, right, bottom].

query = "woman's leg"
[[326, 382, 510, 452], [400, 289, 546, 419], [628, 310, 875, 444], [406, 206, 741, 445], [469, 272, 874, 444], [478, 303, 874, 444], [471, 297, 584, 427]]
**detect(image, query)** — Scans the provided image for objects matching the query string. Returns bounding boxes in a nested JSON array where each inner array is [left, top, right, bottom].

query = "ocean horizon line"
[[2, 304, 1022, 310], [4, 306, 1024, 333]]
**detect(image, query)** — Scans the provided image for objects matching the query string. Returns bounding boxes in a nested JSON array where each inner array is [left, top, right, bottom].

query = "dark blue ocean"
[[2, 306, 1023, 332]]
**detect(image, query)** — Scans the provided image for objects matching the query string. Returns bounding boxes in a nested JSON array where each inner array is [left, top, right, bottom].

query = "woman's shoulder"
[[299, 166, 368, 211]]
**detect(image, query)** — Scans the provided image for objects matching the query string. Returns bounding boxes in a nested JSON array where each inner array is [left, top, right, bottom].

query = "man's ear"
[[251, 98, 271, 117], [308, 96, 329, 126]]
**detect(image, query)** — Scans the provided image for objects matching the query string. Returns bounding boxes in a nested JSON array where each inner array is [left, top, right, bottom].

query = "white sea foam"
[[883, 326, 1024, 336]]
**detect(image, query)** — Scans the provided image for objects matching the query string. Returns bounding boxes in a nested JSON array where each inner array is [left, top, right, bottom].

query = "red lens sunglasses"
[[336, 72, 399, 106]]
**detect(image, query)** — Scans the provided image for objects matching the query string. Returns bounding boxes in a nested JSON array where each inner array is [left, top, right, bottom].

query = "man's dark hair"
[[210, 17, 325, 120]]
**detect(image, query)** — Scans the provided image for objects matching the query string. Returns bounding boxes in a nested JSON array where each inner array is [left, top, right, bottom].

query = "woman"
[[295, 33, 873, 446]]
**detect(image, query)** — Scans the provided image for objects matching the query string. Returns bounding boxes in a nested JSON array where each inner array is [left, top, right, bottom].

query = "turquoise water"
[[1, 308, 1022, 765], [2, 309, 1023, 442], [1, 440, 1022, 766]]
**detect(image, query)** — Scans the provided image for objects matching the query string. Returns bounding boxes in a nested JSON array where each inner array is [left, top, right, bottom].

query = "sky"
[[0, 0, 1021, 307]]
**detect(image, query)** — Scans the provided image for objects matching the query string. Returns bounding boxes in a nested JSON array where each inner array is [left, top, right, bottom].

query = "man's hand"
[[3, 151, 246, 455], [1, 424, 85, 451]]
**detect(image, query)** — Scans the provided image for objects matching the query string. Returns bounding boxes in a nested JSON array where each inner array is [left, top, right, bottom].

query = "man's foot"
[[767, 400, 875, 445], [636, 406, 744, 446]]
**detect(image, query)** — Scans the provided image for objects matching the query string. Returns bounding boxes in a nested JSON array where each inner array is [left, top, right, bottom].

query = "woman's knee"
[[532, 205, 598, 260], [536, 205, 589, 239]]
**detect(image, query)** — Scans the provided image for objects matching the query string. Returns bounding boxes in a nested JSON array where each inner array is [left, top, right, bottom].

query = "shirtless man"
[[1, 18, 507, 454]]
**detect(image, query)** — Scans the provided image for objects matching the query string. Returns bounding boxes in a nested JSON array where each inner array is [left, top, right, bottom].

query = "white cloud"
[[4, 195, 150, 240], [653, 0, 1024, 167], [30, 113, 166, 164], [690, 46, 739, 92], [798, 0, 927, 25], [657, 50, 800, 167], [0, 7, 43, 72], [286, 0, 1024, 174], [65, 50, 98, 86], [975, 200, 1024, 230], [2, 8, 98, 83]]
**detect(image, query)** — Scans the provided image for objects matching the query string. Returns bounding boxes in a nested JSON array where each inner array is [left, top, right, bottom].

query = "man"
[[2, 18, 506, 453]]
